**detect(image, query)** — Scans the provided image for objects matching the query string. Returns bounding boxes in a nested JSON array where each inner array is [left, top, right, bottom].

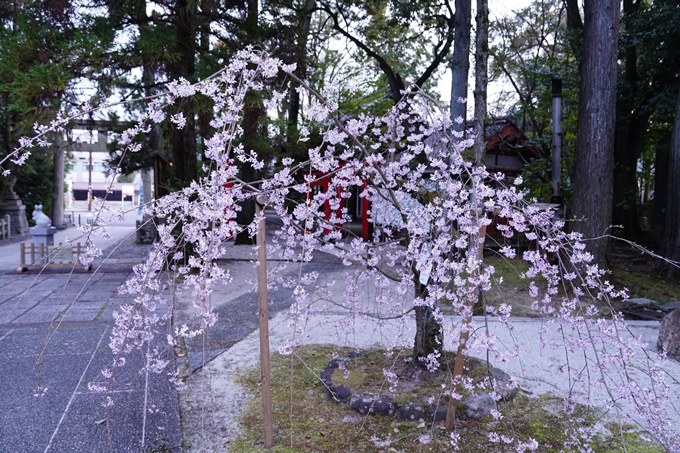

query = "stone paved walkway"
[[0, 211, 181, 453]]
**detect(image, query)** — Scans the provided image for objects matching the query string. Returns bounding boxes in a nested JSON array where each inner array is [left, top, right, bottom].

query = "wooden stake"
[[256, 195, 274, 449], [445, 223, 488, 430]]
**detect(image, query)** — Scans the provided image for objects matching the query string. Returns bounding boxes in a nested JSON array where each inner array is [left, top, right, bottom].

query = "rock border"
[[320, 350, 517, 422]]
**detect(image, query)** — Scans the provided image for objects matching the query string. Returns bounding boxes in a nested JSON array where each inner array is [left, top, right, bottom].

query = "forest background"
[[0, 0, 678, 274]]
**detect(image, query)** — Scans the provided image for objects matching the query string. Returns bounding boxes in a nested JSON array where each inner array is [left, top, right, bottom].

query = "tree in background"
[[488, 1, 578, 201], [472, 0, 488, 164], [571, 0, 619, 269], [0, 0, 109, 225], [317, 0, 455, 104], [614, 0, 680, 241], [660, 88, 680, 278], [450, 0, 470, 129]]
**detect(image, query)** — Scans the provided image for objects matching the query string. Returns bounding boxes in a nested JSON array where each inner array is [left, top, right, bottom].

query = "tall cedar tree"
[[571, 0, 620, 269]]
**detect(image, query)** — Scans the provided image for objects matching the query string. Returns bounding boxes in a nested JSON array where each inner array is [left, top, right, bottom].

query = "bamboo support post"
[[445, 223, 488, 430], [20, 243, 25, 267], [256, 195, 273, 449], [30, 243, 35, 265]]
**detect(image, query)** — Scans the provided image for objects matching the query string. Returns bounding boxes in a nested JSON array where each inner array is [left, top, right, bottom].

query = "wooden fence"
[[20, 242, 86, 268]]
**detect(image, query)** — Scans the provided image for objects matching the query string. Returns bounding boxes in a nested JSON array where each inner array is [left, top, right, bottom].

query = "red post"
[[322, 177, 332, 235], [361, 181, 370, 241]]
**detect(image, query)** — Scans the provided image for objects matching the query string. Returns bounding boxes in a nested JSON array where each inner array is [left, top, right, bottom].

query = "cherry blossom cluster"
[[10, 48, 679, 451]]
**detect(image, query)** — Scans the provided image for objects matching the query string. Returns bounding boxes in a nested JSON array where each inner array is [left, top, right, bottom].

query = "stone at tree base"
[[320, 355, 359, 402], [321, 351, 518, 423], [350, 393, 395, 416], [396, 402, 425, 422], [628, 297, 655, 307], [462, 393, 497, 421], [488, 365, 518, 401], [428, 404, 448, 422], [658, 308, 680, 360], [663, 301, 680, 310]]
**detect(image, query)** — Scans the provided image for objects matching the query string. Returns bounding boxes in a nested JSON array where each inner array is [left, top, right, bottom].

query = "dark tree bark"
[[571, 0, 620, 269], [658, 89, 680, 278], [235, 0, 262, 245], [167, 0, 198, 190], [564, 0, 583, 60], [613, 108, 649, 238], [651, 132, 671, 231], [142, 64, 160, 205], [564, 0, 583, 30], [450, 0, 471, 129], [235, 90, 265, 245], [287, 0, 315, 133], [473, 0, 488, 165], [411, 279, 443, 371], [612, 0, 646, 239]]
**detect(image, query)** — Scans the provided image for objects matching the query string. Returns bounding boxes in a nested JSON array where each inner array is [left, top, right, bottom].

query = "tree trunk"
[[450, 0, 471, 128], [411, 279, 442, 372], [287, 0, 315, 133], [141, 56, 159, 205], [473, 0, 488, 165], [235, 89, 264, 244], [658, 89, 680, 278], [612, 0, 645, 240], [52, 145, 65, 229], [235, 0, 262, 245], [613, 109, 649, 239], [651, 131, 671, 231], [565, 0, 583, 31], [411, 0, 471, 370], [168, 0, 198, 190], [571, 0, 619, 270], [564, 0, 583, 58]]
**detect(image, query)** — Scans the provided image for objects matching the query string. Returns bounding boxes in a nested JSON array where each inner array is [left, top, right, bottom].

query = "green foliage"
[[13, 146, 54, 221], [490, 1, 580, 201], [0, 1, 111, 210]]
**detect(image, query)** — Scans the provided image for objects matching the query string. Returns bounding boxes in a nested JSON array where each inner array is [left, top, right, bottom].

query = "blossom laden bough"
[[10, 48, 680, 452]]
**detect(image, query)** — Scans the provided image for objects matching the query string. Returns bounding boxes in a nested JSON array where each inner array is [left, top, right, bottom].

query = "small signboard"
[[49, 246, 73, 264]]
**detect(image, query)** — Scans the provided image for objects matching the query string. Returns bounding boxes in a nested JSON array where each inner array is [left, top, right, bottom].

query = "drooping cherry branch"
[[8, 48, 680, 451]]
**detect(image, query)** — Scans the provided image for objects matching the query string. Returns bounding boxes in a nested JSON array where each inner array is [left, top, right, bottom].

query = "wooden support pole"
[[445, 223, 488, 430], [20, 243, 25, 267], [256, 195, 274, 449]]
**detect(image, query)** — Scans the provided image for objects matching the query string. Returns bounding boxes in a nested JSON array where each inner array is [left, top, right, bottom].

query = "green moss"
[[230, 345, 666, 453], [592, 424, 666, 453]]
